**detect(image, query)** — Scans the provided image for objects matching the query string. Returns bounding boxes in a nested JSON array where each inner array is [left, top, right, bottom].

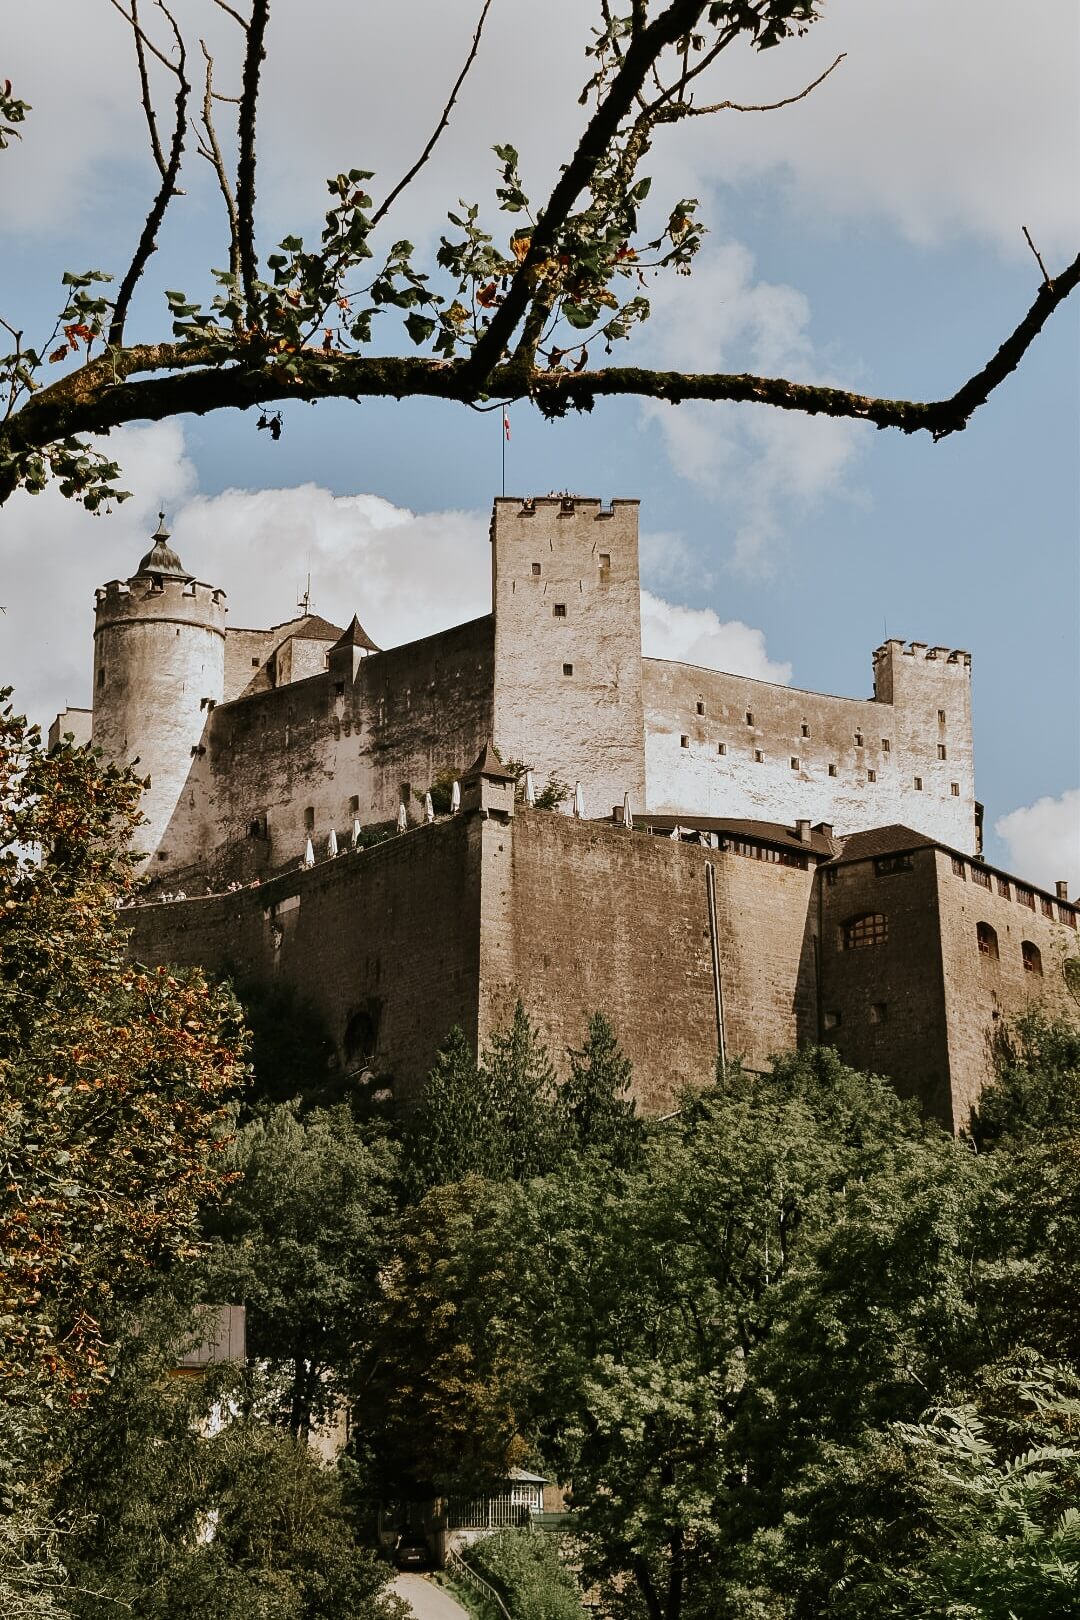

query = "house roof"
[[643, 814, 839, 859], [135, 515, 192, 582], [331, 613, 381, 654], [832, 825, 941, 864], [285, 613, 346, 643], [463, 741, 516, 782]]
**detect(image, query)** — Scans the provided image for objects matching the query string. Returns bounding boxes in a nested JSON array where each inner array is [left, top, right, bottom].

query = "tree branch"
[[371, 0, 495, 230], [107, 2, 189, 348], [128, 0, 167, 177], [197, 42, 241, 283], [670, 50, 846, 118], [236, 0, 271, 321]]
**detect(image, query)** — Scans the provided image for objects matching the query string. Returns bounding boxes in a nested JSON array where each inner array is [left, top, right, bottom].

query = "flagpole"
[[501, 408, 506, 496]]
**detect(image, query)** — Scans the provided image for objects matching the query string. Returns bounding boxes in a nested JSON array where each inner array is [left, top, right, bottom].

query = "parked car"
[[395, 1538, 429, 1571]]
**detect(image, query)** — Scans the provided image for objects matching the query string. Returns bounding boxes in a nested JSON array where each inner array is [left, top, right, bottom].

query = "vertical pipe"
[[706, 861, 727, 1070]]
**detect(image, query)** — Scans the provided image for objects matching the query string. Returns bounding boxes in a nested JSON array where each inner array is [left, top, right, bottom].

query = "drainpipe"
[[705, 862, 727, 1070]]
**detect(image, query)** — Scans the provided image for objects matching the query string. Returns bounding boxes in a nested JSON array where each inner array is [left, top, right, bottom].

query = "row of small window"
[[950, 857, 1074, 925], [680, 735, 960, 791], [977, 924, 1045, 974], [529, 555, 610, 579], [699, 707, 947, 741]]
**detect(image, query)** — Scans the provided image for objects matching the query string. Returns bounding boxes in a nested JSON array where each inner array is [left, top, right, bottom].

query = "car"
[[395, 1538, 429, 1571]]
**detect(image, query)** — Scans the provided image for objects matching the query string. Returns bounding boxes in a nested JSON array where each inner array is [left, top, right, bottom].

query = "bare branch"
[[1022, 225, 1054, 290], [371, 0, 495, 229], [212, 0, 248, 25], [236, 0, 271, 321], [106, 0, 180, 75], [198, 42, 241, 282], [129, 0, 167, 176], [673, 51, 846, 117], [108, 2, 190, 347]]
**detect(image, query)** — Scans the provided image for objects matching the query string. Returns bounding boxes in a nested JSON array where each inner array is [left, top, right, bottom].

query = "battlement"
[[873, 638, 971, 673], [94, 575, 227, 632]]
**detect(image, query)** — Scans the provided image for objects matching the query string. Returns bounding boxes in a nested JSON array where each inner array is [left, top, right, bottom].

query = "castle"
[[52, 496, 1077, 1130]]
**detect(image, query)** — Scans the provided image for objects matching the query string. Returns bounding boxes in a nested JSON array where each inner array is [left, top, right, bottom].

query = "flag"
[[503, 411, 511, 442]]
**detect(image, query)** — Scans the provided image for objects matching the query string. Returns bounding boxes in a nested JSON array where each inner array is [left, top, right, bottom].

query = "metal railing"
[[447, 1547, 514, 1620]]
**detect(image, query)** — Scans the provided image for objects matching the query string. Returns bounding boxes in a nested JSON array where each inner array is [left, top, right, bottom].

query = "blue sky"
[[3, 0, 1078, 885]]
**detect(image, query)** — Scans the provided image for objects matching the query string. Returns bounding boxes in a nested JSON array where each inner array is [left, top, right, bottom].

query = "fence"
[[447, 1547, 513, 1620]]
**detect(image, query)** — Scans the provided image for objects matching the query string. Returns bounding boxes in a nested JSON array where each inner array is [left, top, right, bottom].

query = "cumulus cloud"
[[640, 591, 791, 684], [995, 791, 1080, 899]]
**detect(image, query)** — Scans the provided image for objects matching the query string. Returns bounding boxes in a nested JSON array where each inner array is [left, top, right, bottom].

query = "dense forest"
[[4, 707, 1080, 1620]]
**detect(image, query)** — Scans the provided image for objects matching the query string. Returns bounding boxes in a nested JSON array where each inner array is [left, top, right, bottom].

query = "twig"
[[211, 0, 248, 25], [105, 0, 178, 74], [678, 52, 846, 117], [1022, 225, 1054, 290], [129, 0, 167, 176], [108, 2, 189, 347], [371, 0, 494, 229], [236, 0, 270, 320], [197, 42, 241, 282]]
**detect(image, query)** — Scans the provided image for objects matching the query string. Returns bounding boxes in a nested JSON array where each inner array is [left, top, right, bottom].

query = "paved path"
[[391, 1573, 471, 1620]]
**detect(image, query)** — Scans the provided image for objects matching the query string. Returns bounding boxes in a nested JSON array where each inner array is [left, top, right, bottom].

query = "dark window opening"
[[304, 806, 315, 832], [1041, 896, 1055, 919], [828, 763, 838, 777], [251, 656, 261, 667], [854, 731, 864, 747], [875, 854, 913, 876], [680, 735, 689, 749], [1016, 886, 1036, 911], [334, 680, 345, 696], [867, 769, 877, 782], [882, 738, 890, 752], [791, 757, 800, 770], [349, 795, 359, 815], [1022, 941, 1043, 975], [842, 912, 888, 950], [754, 749, 764, 763], [938, 709, 946, 724], [976, 922, 999, 959], [696, 701, 705, 716], [870, 1002, 888, 1023], [801, 723, 810, 738], [937, 743, 947, 759], [996, 876, 1010, 898], [531, 562, 542, 575], [972, 866, 991, 889], [562, 663, 574, 677], [952, 857, 966, 878], [598, 553, 610, 569], [717, 743, 727, 756], [553, 603, 567, 617], [914, 776, 923, 791], [745, 710, 754, 726], [823, 1009, 842, 1031], [344, 1003, 381, 1069], [248, 817, 266, 839], [951, 782, 960, 796], [97, 666, 106, 688]]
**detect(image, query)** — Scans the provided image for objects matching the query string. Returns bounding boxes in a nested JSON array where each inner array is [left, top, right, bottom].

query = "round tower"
[[92, 516, 226, 858]]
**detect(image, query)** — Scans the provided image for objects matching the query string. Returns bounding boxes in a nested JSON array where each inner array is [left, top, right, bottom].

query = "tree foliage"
[[2, 2, 1077, 510]]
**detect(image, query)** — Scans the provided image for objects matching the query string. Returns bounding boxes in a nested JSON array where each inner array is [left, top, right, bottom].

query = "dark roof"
[[643, 814, 838, 859], [135, 515, 192, 582], [833, 825, 939, 864], [281, 614, 345, 644], [463, 741, 515, 782], [332, 613, 380, 654]]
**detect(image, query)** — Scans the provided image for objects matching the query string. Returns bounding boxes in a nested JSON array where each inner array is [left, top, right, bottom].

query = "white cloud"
[[640, 591, 791, 684], [640, 241, 867, 575], [995, 791, 1080, 899]]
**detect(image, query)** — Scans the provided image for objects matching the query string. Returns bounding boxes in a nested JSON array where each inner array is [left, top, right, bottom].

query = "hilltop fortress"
[[54, 496, 1077, 1130]]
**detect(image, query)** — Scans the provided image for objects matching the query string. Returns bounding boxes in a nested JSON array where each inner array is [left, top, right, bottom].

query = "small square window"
[[790, 757, 800, 770], [251, 656, 261, 667], [801, 723, 810, 738], [823, 1009, 842, 1031], [882, 738, 890, 752], [951, 782, 960, 797], [553, 603, 567, 618], [680, 735, 690, 749], [754, 749, 764, 764], [562, 663, 574, 677], [867, 769, 877, 782], [869, 1001, 888, 1024], [696, 701, 705, 716], [531, 562, 542, 576], [349, 795, 359, 815], [745, 710, 754, 726], [717, 743, 727, 756], [828, 763, 838, 778], [938, 709, 946, 724], [914, 776, 923, 791], [937, 743, 947, 760], [854, 731, 864, 748], [598, 553, 610, 569], [304, 807, 315, 831], [97, 666, 106, 688]]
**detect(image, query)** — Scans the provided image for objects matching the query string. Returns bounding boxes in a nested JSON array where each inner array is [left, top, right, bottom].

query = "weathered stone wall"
[[477, 810, 819, 1113], [643, 639, 976, 852], [934, 851, 1079, 1127], [92, 575, 226, 858], [48, 707, 93, 750], [818, 847, 954, 1123], [151, 615, 495, 888], [491, 498, 646, 818], [126, 815, 484, 1104]]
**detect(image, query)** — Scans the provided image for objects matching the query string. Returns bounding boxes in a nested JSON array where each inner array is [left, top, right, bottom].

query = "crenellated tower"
[[92, 517, 226, 859]]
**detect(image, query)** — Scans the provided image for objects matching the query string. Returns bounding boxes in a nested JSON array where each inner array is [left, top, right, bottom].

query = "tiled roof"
[[643, 814, 839, 859], [286, 613, 346, 643], [833, 825, 939, 864], [331, 613, 381, 654]]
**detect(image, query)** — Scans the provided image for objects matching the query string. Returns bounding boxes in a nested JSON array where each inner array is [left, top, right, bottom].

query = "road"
[[391, 1573, 471, 1620]]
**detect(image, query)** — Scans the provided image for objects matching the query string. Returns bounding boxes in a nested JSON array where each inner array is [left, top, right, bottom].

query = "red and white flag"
[[503, 411, 511, 442]]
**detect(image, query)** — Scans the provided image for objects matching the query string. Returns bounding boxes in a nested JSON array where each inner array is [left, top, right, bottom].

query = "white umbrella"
[[302, 836, 315, 868], [396, 802, 408, 833], [351, 817, 362, 849], [669, 824, 681, 841], [623, 792, 634, 831], [327, 828, 339, 857], [573, 782, 585, 819], [423, 791, 435, 824], [450, 779, 461, 813], [523, 770, 536, 807]]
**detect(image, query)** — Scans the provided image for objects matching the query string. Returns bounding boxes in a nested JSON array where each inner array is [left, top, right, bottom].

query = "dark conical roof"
[[464, 741, 516, 782], [331, 613, 381, 654], [135, 513, 192, 581]]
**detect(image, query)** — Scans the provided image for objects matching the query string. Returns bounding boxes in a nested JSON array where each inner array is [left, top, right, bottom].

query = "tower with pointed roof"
[[92, 515, 227, 858]]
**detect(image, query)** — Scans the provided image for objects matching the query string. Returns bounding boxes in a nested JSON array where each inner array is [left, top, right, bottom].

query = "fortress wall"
[[126, 815, 484, 1102], [818, 848, 953, 1124], [478, 811, 818, 1113], [934, 852, 1078, 1127], [224, 627, 280, 700], [154, 616, 495, 887], [643, 641, 976, 852]]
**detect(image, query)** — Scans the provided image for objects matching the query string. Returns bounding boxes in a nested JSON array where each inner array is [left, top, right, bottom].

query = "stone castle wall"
[[643, 639, 975, 854]]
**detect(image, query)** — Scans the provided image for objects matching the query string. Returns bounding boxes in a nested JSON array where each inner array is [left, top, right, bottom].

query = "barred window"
[[1022, 941, 1043, 975], [875, 854, 913, 876], [977, 922, 999, 959], [951, 857, 966, 879], [841, 912, 888, 950], [971, 866, 991, 889], [996, 876, 1010, 899], [1016, 886, 1036, 911], [1041, 896, 1055, 919]]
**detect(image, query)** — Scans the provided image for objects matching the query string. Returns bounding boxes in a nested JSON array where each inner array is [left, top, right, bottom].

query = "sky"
[[2, 0, 1078, 889]]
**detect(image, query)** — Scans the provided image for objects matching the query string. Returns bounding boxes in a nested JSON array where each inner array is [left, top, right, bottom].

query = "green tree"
[[559, 1013, 644, 1167], [4, 3, 1076, 510]]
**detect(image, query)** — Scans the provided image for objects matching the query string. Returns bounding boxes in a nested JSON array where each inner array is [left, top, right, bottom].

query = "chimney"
[[1057, 880, 1070, 902], [796, 819, 812, 844], [815, 821, 834, 839]]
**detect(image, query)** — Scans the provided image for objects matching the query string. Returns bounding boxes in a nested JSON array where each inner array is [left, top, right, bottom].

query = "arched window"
[[1021, 940, 1043, 976], [976, 922, 999, 960], [841, 912, 888, 950]]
